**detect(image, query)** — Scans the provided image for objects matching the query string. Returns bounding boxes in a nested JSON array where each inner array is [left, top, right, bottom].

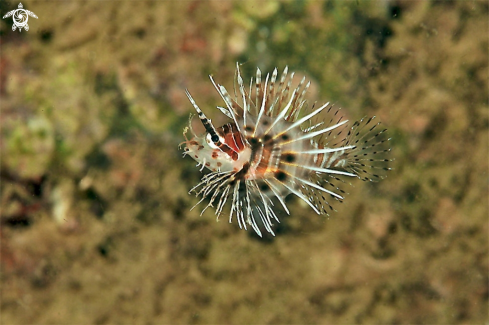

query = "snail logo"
[[3, 3, 38, 32]]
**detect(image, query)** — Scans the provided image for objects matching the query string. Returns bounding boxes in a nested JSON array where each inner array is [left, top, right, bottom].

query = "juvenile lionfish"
[[182, 63, 391, 237]]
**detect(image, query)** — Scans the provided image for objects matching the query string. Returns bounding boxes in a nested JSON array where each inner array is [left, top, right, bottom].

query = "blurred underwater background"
[[1, 0, 487, 323]]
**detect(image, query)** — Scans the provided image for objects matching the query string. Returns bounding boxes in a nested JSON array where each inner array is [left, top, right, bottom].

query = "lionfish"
[[181, 63, 391, 237]]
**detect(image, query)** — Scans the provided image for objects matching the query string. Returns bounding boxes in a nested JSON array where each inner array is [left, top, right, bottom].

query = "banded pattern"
[[182, 63, 392, 237]]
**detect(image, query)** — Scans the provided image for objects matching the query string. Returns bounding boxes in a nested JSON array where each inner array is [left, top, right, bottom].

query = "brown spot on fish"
[[283, 153, 296, 163], [275, 171, 287, 181]]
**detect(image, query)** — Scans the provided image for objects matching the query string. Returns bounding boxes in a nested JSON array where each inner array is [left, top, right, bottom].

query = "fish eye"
[[206, 133, 220, 149]]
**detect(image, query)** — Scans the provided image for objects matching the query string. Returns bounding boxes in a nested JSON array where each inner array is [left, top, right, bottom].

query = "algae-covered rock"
[[2, 114, 54, 179]]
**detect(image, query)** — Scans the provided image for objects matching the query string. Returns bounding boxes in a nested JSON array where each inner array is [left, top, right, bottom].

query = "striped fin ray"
[[289, 80, 311, 122], [209, 76, 242, 119], [285, 76, 307, 121], [272, 66, 289, 114], [255, 68, 262, 114], [248, 66, 296, 121], [313, 106, 347, 147], [299, 173, 351, 216], [281, 118, 348, 145], [264, 67, 278, 115], [273, 101, 331, 140], [253, 73, 270, 138], [209, 76, 247, 140], [226, 179, 280, 237], [235, 63, 250, 134], [336, 116, 393, 181]]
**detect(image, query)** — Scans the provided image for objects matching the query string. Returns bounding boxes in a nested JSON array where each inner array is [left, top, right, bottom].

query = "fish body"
[[182, 63, 391, 236]]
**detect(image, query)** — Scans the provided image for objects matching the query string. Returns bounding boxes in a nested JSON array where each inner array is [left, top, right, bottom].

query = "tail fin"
[[342, 116, 392, 182], [300, 115, 392, 216]]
